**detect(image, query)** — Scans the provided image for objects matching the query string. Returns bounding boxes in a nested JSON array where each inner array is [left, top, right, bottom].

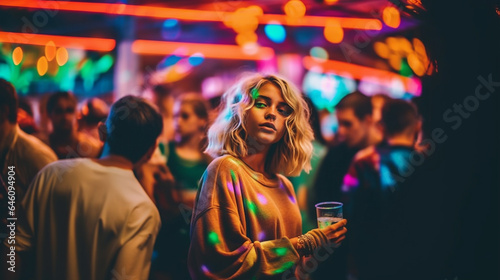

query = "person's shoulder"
[[276, 174, 293, 189], [353, 146, 376, 162], [206, 154, 243, 174], [16, 128, 58, 164]]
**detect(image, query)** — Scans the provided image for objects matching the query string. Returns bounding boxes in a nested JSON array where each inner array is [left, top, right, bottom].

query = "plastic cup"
[[315, 201, 343, 229]]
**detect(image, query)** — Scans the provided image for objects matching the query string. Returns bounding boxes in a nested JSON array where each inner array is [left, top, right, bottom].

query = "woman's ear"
[[98, 122, 107, 142]]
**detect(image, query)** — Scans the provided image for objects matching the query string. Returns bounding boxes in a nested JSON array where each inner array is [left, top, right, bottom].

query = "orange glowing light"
[[284, 0, 306, 18], [0, 0, 382, 30], [324, 20, 344, 44], [12, 47, 23, 65], [388, 54, 402, 71], [302, 56, 421, 95], [132, 40, 275, 61], [407, 52, 426, 76], [261, 14, 382, 29], [412, 38, 428, 59], [37, 56, 48, 76], [56, 47, 69, 66], [236, 32, 258, 46], [0, 31, 115, 51], [373, 42, 389, 59], [382, 6, 400, 28], [45, 41, 56, 61], [325, 0, 339, 5]]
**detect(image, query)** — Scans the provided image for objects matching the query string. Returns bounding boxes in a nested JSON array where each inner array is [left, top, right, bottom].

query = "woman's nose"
[[265, 109, 277, 120]]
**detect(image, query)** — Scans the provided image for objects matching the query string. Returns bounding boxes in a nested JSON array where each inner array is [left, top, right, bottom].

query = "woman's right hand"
[[319, 219, 347, 246]]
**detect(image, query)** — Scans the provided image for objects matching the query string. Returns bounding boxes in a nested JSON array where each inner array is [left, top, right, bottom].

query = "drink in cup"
[[315, 202, 343, 229]]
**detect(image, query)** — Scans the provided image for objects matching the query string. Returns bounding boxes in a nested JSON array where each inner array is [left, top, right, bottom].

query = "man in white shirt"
[[2, 95, 163, 280]]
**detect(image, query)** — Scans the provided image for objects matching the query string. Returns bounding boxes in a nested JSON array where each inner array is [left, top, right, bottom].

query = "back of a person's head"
[[80, 97, 109, 125], [335, 91, 372, 119], [381, 99, 420, 137], [46, 91, 77, 114], [0, 79, 18, 124], [106, 95, 163, 163]]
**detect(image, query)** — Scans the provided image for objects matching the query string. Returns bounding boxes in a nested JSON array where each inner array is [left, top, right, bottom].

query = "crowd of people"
[[1, 69, 428, 280], [0, 2, 499, 278]]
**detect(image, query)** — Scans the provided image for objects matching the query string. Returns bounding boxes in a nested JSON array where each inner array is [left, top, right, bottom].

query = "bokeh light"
[[399, 58, 413, 77], [284, 0, 306, 18], [56, 47, 69, 66], [236, 32, 258, 46], [45, 41, 56, 61], [188, 53, 205, 66], [37, 56, 48, 76], [373, 41, 390, 59], [388, 53, 402, 70], [12, 47, 23, 65], [324, 20, 344, 44], [158, 54, 182, 69], [310, 46, 328, 62], [96, 54, 114, 73], [162, 19, 181, 40], [265, 21, 286, 44], [382, 6, 400, 28], [407, 53, 426, 76]]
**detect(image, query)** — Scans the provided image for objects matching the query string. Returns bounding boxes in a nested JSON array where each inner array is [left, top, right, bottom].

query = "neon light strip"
[[0, 31, 115, 51], [303, 56, 421, 95], [0, 0, 382, 30], [131, 40, 275, 60]]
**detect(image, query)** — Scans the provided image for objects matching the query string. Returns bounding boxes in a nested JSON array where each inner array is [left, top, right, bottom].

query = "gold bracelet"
[[296, 235, 311, 256]]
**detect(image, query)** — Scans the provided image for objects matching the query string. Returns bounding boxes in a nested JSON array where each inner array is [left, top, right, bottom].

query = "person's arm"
[[113, 203, 161, 280]]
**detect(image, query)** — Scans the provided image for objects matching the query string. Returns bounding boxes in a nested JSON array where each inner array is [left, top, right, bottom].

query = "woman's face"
[[245, 82, 293, 148], [173, 102, 206, 140]]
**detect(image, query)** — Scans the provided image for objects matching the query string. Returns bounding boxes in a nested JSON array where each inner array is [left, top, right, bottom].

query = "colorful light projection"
[[303, 56, 422, 97], [207, 231, 221, 246], [0, 42, 114, 95], [0, 32, 115, 52], [302, 70, 356, 112], [132, 40, 275, 61], [374, 37, 433, 77], [0, 0, 383, 30]]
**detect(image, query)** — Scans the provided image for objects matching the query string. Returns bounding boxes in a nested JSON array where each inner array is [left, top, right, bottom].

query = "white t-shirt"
[[11, 158, 161, 280]]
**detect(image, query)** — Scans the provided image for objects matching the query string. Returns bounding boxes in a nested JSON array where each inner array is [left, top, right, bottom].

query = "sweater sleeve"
[[188, 159, 300, 279]]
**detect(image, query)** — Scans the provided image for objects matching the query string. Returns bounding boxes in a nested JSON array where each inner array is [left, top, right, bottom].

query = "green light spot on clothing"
[[230, 169, 237, 183], [273, 261, 294, 274], [208, 231, 220, 246], [245, 199, 258, 216], [251, 88, 259, 100], [273, 247, 288, 257]]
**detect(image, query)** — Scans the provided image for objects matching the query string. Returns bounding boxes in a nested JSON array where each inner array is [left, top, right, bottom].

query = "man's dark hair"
[[0, 79, 18, 124], [335, 91, 372, 120], [381, 99, 420, 137], [46, 91, 77, 114], [106, 96, 163, 163]]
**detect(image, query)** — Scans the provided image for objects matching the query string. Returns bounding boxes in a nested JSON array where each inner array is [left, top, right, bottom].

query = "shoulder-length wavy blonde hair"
[[205, 73, 314, 176]]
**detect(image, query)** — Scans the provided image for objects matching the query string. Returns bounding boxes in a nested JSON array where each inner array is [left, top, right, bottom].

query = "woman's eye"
[[255, 102, 266, 108], [278, 108, 292, 117]]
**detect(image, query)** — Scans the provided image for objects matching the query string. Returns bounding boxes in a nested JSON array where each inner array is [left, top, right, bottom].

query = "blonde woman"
[[188, 74, 347, 279]]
